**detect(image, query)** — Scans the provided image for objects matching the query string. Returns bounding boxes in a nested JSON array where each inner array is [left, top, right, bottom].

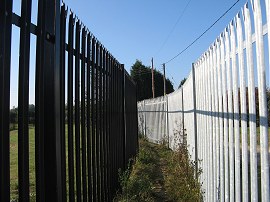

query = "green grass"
[[10, 125, 69, 201], [115, 137, 202, 202], [9, 125, 89, 201], [9, 124, 34, 131], [10, 128, 36, 201], [114, 138, 160, 201], [9, 125, 269, 201]]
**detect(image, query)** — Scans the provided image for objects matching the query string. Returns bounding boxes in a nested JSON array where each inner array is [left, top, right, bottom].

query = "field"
[[115, 138, 202, 201], [10, 127, 36, 201], [8, 127, 270, 201]]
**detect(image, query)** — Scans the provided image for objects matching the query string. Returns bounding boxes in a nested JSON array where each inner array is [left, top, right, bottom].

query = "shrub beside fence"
[[138, 0, 270, 201], [0, 0, 138, 201]]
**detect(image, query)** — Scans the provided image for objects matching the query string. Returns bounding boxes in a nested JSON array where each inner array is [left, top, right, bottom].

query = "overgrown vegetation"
[[115, 137, 158, 201], [164, 129, 202, 201], [115, 132, 202, 202]]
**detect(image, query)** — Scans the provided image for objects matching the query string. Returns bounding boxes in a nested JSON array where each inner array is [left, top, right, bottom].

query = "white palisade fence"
[[138, 0, 270, 201]]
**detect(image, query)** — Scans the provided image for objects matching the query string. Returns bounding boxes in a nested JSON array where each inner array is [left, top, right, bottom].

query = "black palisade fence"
[[0, 0, 138, 201]]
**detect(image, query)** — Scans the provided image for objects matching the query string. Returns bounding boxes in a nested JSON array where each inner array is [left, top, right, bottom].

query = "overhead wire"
[[167, 71, 176, 86], [163, 0, 240, 65]]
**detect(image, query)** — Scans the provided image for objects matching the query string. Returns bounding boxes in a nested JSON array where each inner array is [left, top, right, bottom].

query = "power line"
[[167, 72, 176, 85], [164, 0, 240, 65], [154, 0, 192, 56], [131, 66, 176, 87]]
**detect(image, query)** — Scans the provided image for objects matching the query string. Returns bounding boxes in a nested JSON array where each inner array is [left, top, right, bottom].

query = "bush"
[[164, 144, 202, 201], [115, 139, 155, 202], [164, 126, 203, 201], [115, 134, 203, 202]]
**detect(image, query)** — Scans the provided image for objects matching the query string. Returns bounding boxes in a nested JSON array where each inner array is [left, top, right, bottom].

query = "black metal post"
[[0, 0, 12, 201], [108, 54, 113, 200], [101, 46, 106, 201], [122, 65, 127, 168], [86, 32, 92, 201], [67, 12, 75, 202], [99, 44, 104, 202], [116, 62, 120, 189], [59, 5, 67, 202], [95, 42, 101, 202], [18, 0, 32, 201], [112, 58, 116, 192], [104, 50, 109, 201], [74, 20, 82, 202], [81, 26, 87, 202], [91, 37, 97, 200], [35, 0, 63, 200]]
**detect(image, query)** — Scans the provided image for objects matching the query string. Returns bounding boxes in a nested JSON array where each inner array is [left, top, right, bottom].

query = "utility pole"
[[163, 63, 169, 148], [163, 63, 166, 95], [151, 57, 155, 98]]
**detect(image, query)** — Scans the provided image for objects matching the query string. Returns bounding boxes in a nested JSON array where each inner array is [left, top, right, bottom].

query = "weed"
[[115, 127, 203, 202], [115, 139, 155, 202], [164, 123, 203, 202]]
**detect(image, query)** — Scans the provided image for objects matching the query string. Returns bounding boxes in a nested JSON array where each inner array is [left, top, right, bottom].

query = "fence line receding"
[[0, 0, 138, 201], [138, 0, 270, 201]]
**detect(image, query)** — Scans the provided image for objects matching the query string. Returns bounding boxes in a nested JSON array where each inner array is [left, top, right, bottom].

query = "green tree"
[[178, 78, 187, 89], [29, 104, 35, 124], [9, 105, 35, 125], [130, 60, 174, 101], [10, 107, 18, 123]]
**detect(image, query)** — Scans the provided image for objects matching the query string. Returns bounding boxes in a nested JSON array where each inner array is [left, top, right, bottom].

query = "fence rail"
[[0, 0, 138, 201], [138, 0, 270, 201]]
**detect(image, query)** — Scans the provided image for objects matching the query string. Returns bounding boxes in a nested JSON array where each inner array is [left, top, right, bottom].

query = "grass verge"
[[115, 137, 202, 202]]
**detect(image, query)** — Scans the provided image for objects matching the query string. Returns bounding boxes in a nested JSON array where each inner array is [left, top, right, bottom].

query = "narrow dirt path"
[[116, 139, 201, 201], [148, 143, 172, 202]]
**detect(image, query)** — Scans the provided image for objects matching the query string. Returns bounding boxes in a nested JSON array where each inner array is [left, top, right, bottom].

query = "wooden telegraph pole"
[[163, 63, 166, 95], [151, 58, 155, 98], [163, 63, 169, 148]]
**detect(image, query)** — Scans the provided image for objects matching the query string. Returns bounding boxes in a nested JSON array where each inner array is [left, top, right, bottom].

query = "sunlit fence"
[[138, 0, 270, 201], [0, 0, 138, 201]]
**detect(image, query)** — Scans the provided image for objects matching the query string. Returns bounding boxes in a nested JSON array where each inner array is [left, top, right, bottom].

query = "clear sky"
[[59, 0, 247, 80], [10, 0, 266, 107]]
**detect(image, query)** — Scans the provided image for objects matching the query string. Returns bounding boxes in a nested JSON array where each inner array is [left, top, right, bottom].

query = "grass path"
[[148, 143, 171, 202], [116, 138, 201, 201]]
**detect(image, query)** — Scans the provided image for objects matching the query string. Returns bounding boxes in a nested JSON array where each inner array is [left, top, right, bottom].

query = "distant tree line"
[[8, 87, 270, 129], [10, 104, 35, 130]]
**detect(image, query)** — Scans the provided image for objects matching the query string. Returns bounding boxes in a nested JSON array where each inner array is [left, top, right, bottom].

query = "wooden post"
[[151, 58, 155, 98], [163, 63, 166, 95]]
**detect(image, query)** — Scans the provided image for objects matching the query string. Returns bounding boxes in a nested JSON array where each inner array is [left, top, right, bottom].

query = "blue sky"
[[10, 0, 266, 107], [58, 0, 247, 79]]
